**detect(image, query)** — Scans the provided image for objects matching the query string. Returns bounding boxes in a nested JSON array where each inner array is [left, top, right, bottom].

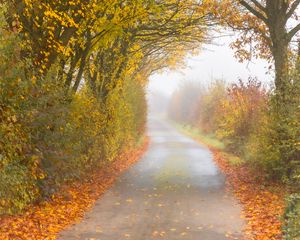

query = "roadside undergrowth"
[[176, 124, 286, 240], [0, 138, 149, 240]]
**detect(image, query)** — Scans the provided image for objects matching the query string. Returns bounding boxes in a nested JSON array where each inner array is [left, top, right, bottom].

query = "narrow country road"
[[59, 117, 244, 240]]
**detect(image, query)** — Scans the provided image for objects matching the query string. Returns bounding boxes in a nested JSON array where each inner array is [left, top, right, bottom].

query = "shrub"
[[0, 18, 41, 213], [0, 23, 147, 213], [248, 69, 300, 182], [168, 81, 203, 124], [195, 79, 226, 133], [124, 78, 147, 142], [216, 78, 267, 155], [0, 164, 39, 214], [283, 194, 300, 239]]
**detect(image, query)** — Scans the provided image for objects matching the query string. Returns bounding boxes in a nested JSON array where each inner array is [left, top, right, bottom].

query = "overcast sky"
[[147, 36, 274, 96]]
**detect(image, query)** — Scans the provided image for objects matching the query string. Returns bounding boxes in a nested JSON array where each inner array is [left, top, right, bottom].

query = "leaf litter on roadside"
[[0, 139, 149, 240], [212, 149, 285, 240]]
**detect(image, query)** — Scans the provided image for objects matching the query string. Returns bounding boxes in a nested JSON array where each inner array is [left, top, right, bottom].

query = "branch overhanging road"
[[59, 117, 244, 240]]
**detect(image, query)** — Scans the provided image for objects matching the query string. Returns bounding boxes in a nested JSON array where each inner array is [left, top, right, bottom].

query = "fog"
[[147, 36, 273, 98]]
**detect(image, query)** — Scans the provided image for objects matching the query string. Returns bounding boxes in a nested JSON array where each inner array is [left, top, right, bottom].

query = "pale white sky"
[[148, 36, 274, 96]]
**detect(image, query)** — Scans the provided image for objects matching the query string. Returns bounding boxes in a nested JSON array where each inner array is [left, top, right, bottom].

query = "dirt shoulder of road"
[[176, 125, 286, 240], [0, 138, 149, 240]]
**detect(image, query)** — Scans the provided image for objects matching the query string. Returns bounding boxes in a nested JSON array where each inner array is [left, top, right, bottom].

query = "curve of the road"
[[59, 117, 244, 240]]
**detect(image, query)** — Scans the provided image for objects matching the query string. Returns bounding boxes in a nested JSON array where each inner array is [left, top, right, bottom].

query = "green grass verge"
[[174, 123, 225, 150], [173, 122, 245, 167]]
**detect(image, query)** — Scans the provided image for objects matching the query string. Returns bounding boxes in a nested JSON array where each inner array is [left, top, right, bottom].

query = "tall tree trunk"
[[266, 0, 289, 94], [72, 32, 92, 93], [297, 41, 300, 71], [272, 40, 289, 92]]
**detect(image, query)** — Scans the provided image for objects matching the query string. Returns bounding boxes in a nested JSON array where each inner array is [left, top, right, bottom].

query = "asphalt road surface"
[[59, 117, 244, 240]]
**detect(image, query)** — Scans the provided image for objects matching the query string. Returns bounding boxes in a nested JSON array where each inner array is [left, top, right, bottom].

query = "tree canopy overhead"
[[0, 0, 213, 214], [5, 0, 213, 97]]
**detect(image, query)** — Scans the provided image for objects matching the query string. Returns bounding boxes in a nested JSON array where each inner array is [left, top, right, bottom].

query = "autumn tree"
[[211, 0, 300, 181], [217, 0, 300, 93], [1, 0, 215, 213], [82, 0, 212, 98]]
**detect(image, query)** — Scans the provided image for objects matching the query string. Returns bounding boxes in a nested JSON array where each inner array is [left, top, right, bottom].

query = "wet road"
[[59, 117, 244, 240]]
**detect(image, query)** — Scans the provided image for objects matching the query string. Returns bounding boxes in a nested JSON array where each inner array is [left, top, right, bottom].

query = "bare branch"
[[287, 23, 300, 41], [239, 0, 268, 23], [249, 0, 266, 12], [287, 0, 300, 19]]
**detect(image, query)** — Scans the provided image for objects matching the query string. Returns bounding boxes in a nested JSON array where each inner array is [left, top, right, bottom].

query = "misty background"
[[147, 35, 273, 115]]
